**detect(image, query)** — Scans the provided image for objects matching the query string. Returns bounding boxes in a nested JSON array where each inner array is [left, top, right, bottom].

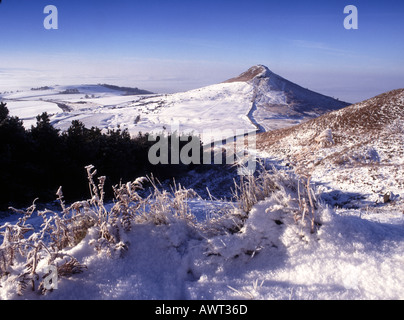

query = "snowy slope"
[[225, 65, 350, 131], [1, 65, 349, 145], [257, 88, 404, 211], [4, 100, 61, 128], [106, 81, 258, 145]]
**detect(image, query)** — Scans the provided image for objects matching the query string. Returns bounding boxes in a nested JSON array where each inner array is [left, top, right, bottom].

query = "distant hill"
[[99, 84, 154, 95], [224, 65, 351, 131]]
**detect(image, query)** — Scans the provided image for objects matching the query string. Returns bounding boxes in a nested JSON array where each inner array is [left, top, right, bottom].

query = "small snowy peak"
[[225, 65, 351, 131], [127, 65, 350, 139], [223, 65, 271, 83], [223, 64, 349, 111]]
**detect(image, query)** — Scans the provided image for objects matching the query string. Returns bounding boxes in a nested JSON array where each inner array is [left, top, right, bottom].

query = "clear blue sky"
[[1, 0, 403, 102]]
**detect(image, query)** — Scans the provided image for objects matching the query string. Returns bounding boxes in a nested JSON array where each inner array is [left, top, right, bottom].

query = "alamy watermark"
[[43, 265, 58, 290], [147, 123, 257, 176], [0, 3, 359, 31], [43, 5, 58, 30], [40, 4, 357, 31], [344, 5, 358, 30]]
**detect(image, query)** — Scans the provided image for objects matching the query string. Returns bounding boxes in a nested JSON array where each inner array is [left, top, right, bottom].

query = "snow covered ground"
[[1, 82, 257, 145], [1, 196, 403, 301]]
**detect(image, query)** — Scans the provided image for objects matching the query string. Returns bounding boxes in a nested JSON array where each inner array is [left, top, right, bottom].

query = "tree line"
[[0, 102, 203, 210]]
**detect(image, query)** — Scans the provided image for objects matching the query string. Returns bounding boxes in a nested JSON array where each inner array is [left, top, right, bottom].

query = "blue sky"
[[0, 0, 403, 102]]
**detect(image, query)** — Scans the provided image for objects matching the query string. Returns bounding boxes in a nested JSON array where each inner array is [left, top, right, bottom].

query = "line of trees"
[[0, 102, 203, 210]]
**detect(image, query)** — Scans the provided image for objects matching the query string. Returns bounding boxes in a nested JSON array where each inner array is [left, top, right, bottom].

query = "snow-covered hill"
[[1, 65, 349, 144], [257, 88, 404, 210], [224, 65, 350, 131]]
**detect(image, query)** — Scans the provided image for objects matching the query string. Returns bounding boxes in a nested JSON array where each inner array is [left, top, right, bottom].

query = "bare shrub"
[[133, 176, 198, 226], [0, 164, 208, 296], [233, 162, 319, 234], [0, 165, 136, 295], [0, 198, 88, 296]]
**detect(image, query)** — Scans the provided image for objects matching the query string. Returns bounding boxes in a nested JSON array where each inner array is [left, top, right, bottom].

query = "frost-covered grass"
[[0, 164, 240, 298], [0, 163, 319, 299], [2, 161, 403, 300]]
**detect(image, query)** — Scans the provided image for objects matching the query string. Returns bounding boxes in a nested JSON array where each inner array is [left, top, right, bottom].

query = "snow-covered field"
[[5, 100, 61, 128], [1, 82, 257, 145]]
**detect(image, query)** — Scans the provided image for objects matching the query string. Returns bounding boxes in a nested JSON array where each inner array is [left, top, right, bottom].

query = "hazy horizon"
[[1, 0, 404, 103]]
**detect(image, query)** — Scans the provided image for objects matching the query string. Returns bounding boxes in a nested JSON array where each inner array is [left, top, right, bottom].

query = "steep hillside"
[[225, 65, 350, 131], [257, 88, 404, 208]]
